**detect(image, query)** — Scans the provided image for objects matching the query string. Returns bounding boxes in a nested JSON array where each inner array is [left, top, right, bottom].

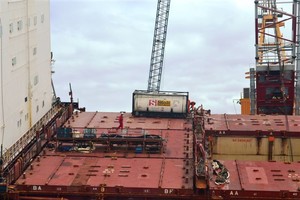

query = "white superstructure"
[[0, 0, 53, 160]]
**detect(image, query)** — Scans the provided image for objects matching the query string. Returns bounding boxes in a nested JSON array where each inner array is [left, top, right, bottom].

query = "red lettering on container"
[[232, 138, 252, 142]]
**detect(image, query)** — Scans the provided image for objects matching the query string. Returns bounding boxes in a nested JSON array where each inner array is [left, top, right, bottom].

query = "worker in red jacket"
[[117, 113, 124, 130]]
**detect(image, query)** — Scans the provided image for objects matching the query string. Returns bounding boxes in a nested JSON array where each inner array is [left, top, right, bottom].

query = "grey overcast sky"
[[50, 0, 254, 114]]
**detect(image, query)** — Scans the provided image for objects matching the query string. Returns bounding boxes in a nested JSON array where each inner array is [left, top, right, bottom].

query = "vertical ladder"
[[147, 0, 171, 92]]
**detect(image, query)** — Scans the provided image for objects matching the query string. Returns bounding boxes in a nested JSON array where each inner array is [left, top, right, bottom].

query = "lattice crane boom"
[[147, 0, 171, 92]]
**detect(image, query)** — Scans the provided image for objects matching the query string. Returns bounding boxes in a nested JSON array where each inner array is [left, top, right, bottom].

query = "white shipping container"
[[132, 90, 188, 117]]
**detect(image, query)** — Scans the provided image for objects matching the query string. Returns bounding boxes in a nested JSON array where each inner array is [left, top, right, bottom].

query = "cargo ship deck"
[[209, 160, 300, 199], [8, 110, 300, 199], [12, 111, 196, 199]]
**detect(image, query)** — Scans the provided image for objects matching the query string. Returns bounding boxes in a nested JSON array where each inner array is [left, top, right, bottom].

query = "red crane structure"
[[250, 0, 299, 115]]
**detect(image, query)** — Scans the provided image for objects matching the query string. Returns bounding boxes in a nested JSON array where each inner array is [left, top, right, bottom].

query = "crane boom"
[[147, 0, 171, 92]]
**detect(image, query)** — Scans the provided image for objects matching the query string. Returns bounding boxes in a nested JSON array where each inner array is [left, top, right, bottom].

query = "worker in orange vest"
[[117, 113, 124, 130]]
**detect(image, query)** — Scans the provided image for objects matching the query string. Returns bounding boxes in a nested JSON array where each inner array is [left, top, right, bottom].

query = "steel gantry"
[[253, 0, 297, 115], [295, 0, 300, 115]]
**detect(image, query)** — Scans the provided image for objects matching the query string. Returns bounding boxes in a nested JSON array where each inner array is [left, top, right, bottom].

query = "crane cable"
[[0, 18, 4, 150]]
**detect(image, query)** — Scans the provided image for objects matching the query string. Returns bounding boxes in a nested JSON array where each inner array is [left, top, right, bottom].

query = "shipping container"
[[206, 114, 300, 162], [132, 90, 189, 118], [57, 127, 72, 139], [210, 135, 299, 162]]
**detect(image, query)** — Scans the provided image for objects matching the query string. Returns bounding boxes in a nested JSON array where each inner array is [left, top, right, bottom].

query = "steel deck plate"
[[49, 129, 192, 159], [14, 155, 193, 193], [13, 112, 194, 197], [67, 112, 191, 131], [209, 160, 300, 198], [206, 114, 300, 136]]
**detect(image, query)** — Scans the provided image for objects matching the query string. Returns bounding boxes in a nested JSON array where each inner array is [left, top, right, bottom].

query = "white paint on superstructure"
[[0, 0, 53, 153]]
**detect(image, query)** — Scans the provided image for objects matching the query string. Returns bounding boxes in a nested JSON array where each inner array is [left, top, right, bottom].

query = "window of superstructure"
[[12, 57, 16, 66], [36, 105, 39, 113], [17, 20, 23, 31], [17, 119, 21, 127], [41, 14, 44, 23], [25, 113, 28, 121], [42, 100, 45, 108], [34, 16, 37, 26], [9, 23, 13, 33], [34, 75, 39, 85], [33, 47, 37, 55]]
